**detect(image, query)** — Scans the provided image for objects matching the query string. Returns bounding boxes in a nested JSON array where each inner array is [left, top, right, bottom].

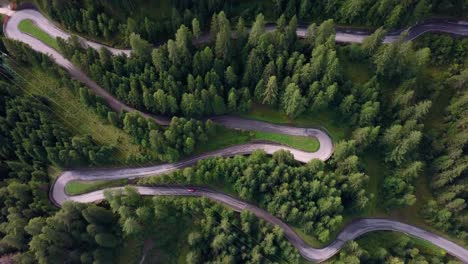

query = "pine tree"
[[192, 18, 201, 38], [263, 76, 278, 105], [362, 27, 387, 56], [227, 88, 237, 112], [282, 83, 306, 118], [248, 14, 265, 47], [129, 33, 152, 57]]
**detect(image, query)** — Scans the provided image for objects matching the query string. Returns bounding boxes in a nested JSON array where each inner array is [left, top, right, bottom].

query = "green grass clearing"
[[239, 104, 349, 141], [17, 65, 153, 163], [196, 125, 320, 154], [195, 125, 251, 154], [65, 179, 128, 195], [18, 19, 60, 50], [253, 131, 319, 152]]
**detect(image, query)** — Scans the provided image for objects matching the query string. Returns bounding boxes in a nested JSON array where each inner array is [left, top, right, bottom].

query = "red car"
[[187, 188, 196, 193]]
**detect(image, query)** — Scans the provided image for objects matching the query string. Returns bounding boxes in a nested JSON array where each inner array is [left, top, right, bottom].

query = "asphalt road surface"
[[2, 7, 468, 263]]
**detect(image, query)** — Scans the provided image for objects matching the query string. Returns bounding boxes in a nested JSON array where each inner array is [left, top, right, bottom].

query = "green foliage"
[[122, 114, 214, 162], [371, 75, 435, 209], [373, 38, 430, 80], [23, 203, 121, 263], [424, 69, 468, 240], [282, 83, 306, 118], [140, 149, 369, 240], [332, 233, 455, 263], [37, 0, 467, 49], [37, 0, 121, 42], [416, 34, 468, 65], [59, 15, 343, 119], [104, 190, 302, 263], [129, 33, 152, 57], [361, 27, 386, 57]]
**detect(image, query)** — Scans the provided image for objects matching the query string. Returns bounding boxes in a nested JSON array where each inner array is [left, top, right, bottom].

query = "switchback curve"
[[55, 184, 468, 263], [2, 7, 468, 263]]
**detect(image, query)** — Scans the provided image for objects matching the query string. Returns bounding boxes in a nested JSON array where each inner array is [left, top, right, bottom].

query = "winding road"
[[1, 6, 468, 263]]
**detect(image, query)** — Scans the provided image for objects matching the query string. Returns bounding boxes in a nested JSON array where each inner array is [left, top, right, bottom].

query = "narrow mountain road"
[[56, 185, 468, 263], [2, 7, 467, 263]]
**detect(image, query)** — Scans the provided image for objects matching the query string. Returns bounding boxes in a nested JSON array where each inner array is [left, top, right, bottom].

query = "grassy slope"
[[18, 19, 60, 50], [17, 66, 150, 163]]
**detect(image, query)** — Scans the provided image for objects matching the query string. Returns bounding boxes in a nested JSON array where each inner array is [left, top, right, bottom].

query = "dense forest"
[[0, 76, 117, 259], [58, 15, 344, 119], [333, 235, 457, 263], [140, 148, 369, 242], [3, 37, 219, 163], [33, 0, 467, 45], [0, 1, 467, 262], [423, 68, 468, 239], [60, 13, 435, 210], [54, 10, 468, 241], [106, 190, 302, 264]]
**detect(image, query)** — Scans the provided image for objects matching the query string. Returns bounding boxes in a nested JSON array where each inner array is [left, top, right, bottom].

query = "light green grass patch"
[[196, 125, 320, 155], [65, 179, 128, 195], [18, 19, 60, 50], [195, 125, 251, 154], [253, 131, 319, 152], [239, 104, 349, 141]]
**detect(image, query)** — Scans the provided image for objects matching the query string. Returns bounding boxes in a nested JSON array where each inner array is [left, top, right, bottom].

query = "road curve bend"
[[54, 184, 468, 263], [2, 7, 468, 264]]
